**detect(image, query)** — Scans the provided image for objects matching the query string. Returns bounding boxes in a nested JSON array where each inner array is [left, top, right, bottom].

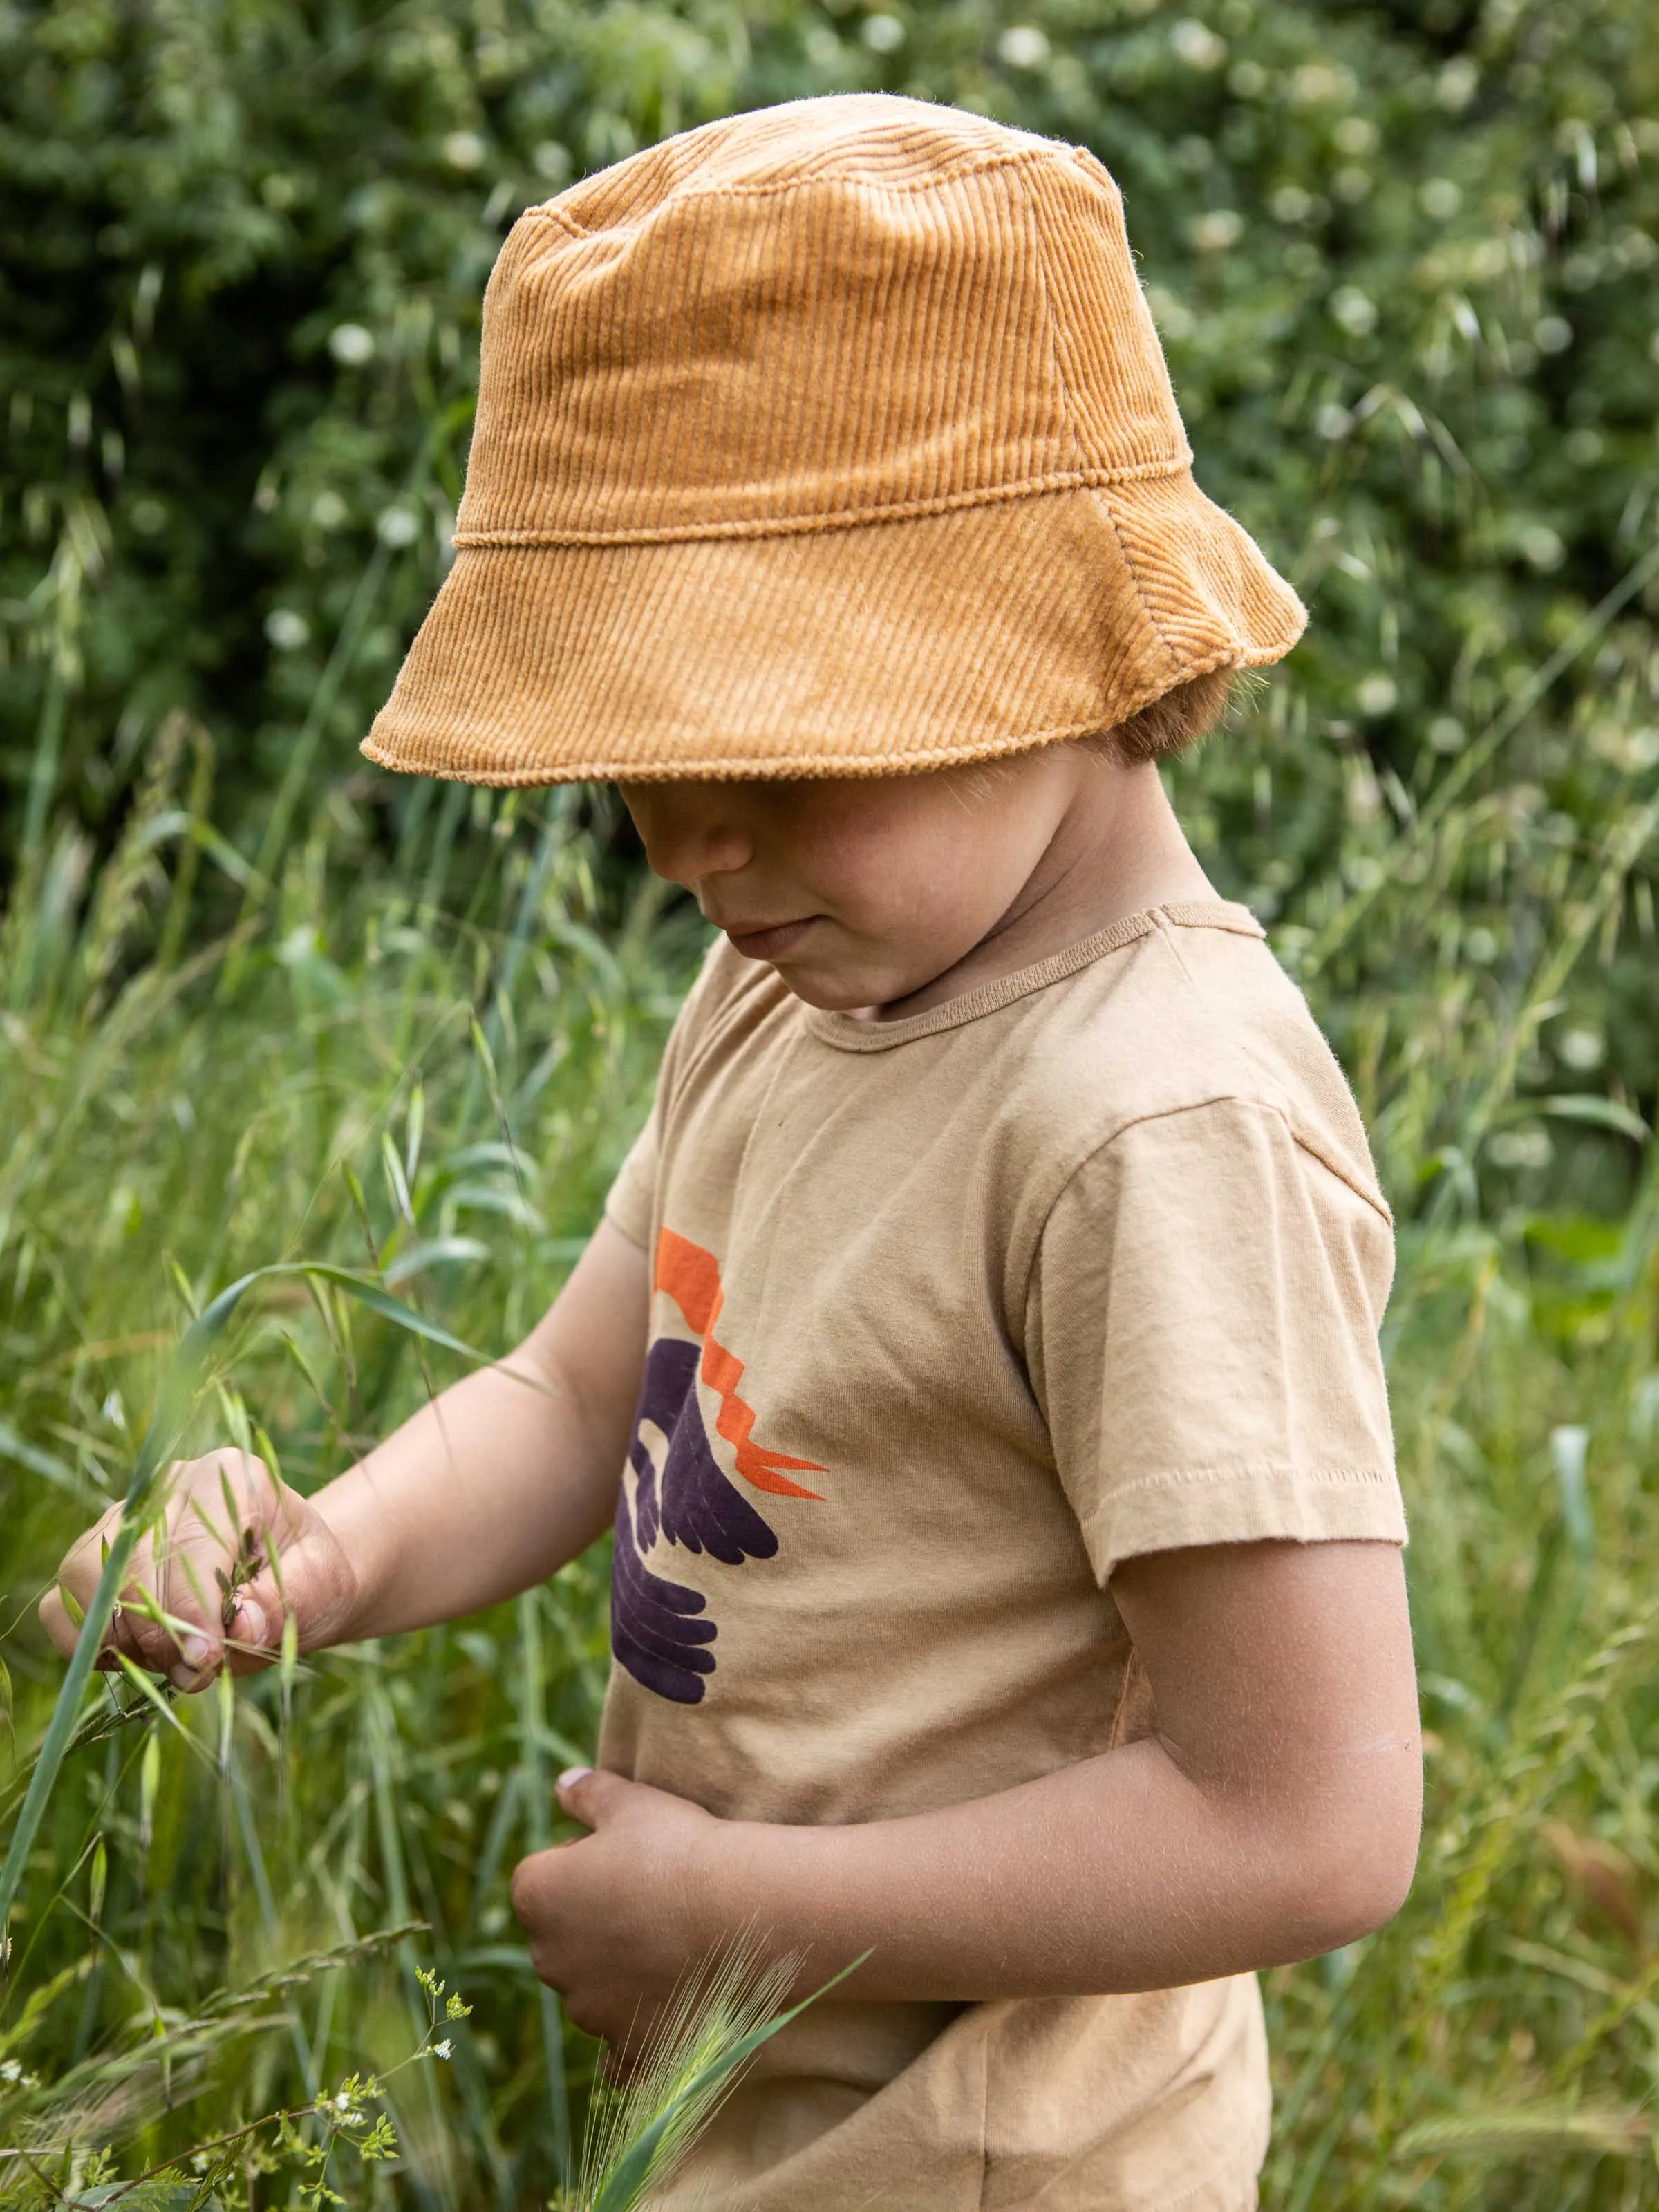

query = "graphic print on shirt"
[[612, 1228, 826, 1703]]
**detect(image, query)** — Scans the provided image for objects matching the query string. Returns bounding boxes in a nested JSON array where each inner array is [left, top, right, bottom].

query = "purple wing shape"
[[629, 1336, 778, 1566], [612, 1333, 779, 1703], [610, 1485, 716, 1705]]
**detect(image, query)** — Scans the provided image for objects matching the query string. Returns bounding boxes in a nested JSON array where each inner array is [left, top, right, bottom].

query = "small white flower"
[[1418, 176, 1461, 220], [997, 24, 1049, 68], [1291, 60, 1351, 106], [1271, 185, 1315, 226], [1517, 523, 1564, 572], [433, 2039, 453, 2060], [1170, 19, 1225, 70], [1557, 1027, 1604, 1071], [1188, 208, 1243, 253], [265, 608, 311, 651], [1329, 286, 1378, 337], [328, 322, 375, 367], [312, 489, 350, 531], [861, 12, 904, 51], [1314, 402, 1353, 442], [1534, 315, 1573, 355], [1356, 674, 1398, 718], [443, 130, 487, 171], [1437, 57, 1478, 110], [377, 506, 420, 548], [1427, 715, 1465, 754], [1333, 115, 1378, 157]]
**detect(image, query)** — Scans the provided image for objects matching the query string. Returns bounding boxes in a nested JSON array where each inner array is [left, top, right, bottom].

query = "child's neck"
[[869, 762, 1215, 1022]]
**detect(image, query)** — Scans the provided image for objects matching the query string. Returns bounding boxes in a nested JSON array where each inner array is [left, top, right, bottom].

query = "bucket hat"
[[364, 94, 1304, 785]]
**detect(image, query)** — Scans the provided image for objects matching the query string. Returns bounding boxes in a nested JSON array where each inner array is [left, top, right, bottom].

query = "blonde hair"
[[1085, 666, 1239, 767]]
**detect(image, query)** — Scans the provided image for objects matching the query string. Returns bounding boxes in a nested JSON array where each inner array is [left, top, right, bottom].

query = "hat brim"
[[362, 473, 1305, 785]]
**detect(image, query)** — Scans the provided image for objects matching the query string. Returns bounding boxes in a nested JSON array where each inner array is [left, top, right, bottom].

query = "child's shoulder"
[[1008, 901, 1387, 1218]]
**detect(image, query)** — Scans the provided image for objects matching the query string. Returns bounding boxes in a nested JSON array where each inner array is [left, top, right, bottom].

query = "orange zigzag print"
[[653, 1228, 825, 1501]]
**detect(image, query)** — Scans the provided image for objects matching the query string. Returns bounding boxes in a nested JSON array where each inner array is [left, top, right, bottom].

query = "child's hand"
[[511, 1768, 725, 2059], [38, 1450, 359, 1692]]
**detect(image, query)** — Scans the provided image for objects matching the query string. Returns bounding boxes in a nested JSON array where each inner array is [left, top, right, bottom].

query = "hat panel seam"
[[524, 205, 588, 239], [1011, 162, 1094, 482], [451, 456, 1192, 547], [1089, 485, 1185, 688], [1017, 162, 1185, 688]]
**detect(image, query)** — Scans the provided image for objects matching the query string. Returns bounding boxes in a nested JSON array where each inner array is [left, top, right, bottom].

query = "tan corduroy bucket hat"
[[364, 93, 1304, 785]]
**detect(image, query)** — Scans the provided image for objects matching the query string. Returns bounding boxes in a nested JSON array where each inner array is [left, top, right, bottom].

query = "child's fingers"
[[221, 1578, 281, 1676], [36, 1582, 78, 1660]]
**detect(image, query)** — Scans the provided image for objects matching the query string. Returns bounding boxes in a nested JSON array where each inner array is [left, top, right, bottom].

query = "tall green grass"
[[1, 657, 1658, 2205], [0, 740, 700, 2204]]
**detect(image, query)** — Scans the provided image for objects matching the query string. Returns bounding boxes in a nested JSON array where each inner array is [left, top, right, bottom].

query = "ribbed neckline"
[[802, 900, 1264, 1053]]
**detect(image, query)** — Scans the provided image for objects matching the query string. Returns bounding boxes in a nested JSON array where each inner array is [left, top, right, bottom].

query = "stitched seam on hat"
[[528, 206, 588, 238], [1091, 485, 1185, 685], [1013, 165, 1093, 479], [453, 459, 1192, 547], [529, 147, 1061, 234], [1017, 162, 1188, 685]]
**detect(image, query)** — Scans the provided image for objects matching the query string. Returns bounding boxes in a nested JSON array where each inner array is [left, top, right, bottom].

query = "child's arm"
[[40, 1220, 649, 1686], [512, 1535, 1421, 2047]]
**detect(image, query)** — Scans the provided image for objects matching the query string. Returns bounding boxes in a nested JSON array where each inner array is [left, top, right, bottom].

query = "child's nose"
[[630, 794, 754, 890]]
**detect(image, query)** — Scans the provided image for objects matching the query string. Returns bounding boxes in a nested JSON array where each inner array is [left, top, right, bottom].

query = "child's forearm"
[[523, 1540, 1420, 2042], [699, 1539, 1421, 2001], [712, 1727, 1414, 2003], [310, 1365, 611, 1639], [312, 1219, 648, 1641]]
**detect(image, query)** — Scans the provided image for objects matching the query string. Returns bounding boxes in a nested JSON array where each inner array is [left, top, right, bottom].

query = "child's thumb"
[[554, 1765, 617, 1829], [223, 1528, 354, 1674]]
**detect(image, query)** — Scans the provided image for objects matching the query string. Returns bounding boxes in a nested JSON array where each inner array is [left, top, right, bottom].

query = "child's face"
[[619, 747, 1099, 1012]]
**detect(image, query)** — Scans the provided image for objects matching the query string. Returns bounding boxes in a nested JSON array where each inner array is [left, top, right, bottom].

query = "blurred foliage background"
[[3, 0, 1659, 2205]]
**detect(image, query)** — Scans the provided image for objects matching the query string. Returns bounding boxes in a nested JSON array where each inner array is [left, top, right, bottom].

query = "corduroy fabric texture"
[[364, 94, 1307, 786]]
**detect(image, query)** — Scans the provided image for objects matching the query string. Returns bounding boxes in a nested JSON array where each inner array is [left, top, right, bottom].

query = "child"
[[46, 96, 1421, 2211]]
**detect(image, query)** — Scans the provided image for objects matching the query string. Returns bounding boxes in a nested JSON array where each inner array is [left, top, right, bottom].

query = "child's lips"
[[722, 916, 818, 960]]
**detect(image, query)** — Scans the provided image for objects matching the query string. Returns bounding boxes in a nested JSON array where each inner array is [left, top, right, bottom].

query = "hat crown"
[[457, 95, 1190, 547]]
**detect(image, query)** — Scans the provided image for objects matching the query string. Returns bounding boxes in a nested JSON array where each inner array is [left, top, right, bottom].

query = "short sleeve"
[[603, 1109, 658, 1250], [1027, 1097, 1406, 1585]]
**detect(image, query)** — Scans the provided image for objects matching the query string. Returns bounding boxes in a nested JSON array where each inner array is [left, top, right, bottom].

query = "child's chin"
[[769, 962, 883, 1013]]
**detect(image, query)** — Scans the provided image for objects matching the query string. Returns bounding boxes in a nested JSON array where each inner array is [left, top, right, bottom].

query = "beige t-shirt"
[[600, 901, 1405, 2212]]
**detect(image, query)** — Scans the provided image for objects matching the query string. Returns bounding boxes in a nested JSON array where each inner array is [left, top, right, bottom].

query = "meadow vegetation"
[[3, 0, 1658, 2202]]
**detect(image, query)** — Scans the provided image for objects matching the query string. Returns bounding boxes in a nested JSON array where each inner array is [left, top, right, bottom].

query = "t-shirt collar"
[[801, 899, 1264, 1053]]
